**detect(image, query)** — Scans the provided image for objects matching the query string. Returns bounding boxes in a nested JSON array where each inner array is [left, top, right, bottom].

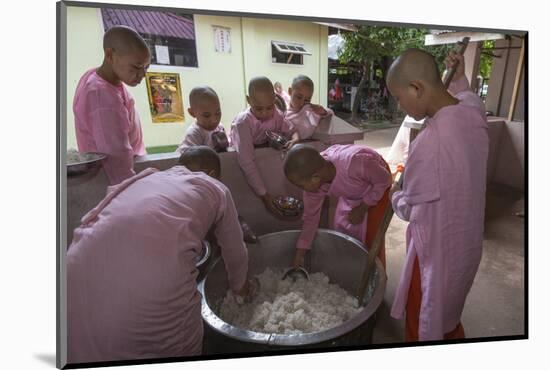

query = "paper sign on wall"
[[213, 26, 231, 53], [155, 45, 170, 64]]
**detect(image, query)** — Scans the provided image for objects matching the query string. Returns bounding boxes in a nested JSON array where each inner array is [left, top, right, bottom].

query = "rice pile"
[[67, 148, 82, 164], [218, 268, 362, 334], [67, 149, 98, 164]]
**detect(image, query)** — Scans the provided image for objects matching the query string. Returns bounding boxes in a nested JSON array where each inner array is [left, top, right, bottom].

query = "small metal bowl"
[[265, 131, 289, 151], [195, 240, 212, 268], [67, 151, 107, 177], [273, 195, 304, 217], [212, 131, 229, 153]]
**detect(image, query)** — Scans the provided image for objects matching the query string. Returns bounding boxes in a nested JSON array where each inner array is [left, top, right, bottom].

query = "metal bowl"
[[211, 131, 229, 153], [67, 151, 107, 177], [195, 240, 212, 268], [265, 131, 289, 151], [199, 229, 386, 351], [273, 196, 304, 217]]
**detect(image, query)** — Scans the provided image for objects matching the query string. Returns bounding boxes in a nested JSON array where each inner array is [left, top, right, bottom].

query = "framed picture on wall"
[[145, 72, 185, 123]]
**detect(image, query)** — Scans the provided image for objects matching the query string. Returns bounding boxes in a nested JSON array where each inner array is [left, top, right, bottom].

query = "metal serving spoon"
[[282, 266, 310, 281]]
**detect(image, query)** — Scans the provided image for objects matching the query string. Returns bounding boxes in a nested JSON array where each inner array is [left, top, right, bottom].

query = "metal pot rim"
[[199, 229, 387, 346], [66, 151, 107, 167], [196, 240, 211, 267]]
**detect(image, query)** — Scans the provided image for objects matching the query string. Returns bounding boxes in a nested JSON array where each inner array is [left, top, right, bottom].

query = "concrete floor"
[[356, 127, 526, 343]]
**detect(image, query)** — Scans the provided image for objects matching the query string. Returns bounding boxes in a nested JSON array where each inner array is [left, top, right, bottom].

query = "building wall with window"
[[241, 18, 328, 107], [66, 6, 329, 149]]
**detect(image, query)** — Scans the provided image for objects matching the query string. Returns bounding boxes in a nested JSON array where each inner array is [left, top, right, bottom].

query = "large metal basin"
[[198, 229, 386, 354]]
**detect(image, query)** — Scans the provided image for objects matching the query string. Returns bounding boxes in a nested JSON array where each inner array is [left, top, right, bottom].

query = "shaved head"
[[387, 48, 442, 89], [189, 86, 219, 107], [248, 76, 274, 96], [247, 76, 276, 121], [291, 75, 314, 90], [103, 25, 149, 55], [178, 146, 221, 178], [284, 144, 325, 180]]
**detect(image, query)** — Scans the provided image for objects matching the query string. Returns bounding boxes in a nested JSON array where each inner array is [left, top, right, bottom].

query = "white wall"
[[66, 6, 329, 149], [241, 18, 328, 106], [493, 121, 525, 190], [66, 7, 105, 150]]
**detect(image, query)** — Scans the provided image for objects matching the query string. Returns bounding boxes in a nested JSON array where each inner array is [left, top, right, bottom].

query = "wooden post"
[[508, 37, 525, 121], [496, 37, 512, 116]]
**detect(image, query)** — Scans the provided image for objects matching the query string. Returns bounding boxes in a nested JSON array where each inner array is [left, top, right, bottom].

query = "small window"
[[271, 41, 311, 65], [101, 8, 198, 68]]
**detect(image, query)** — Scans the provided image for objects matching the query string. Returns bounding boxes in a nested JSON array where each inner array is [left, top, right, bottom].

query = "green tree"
[[338, 26, 453, 122], [479, 40, 495, 78]]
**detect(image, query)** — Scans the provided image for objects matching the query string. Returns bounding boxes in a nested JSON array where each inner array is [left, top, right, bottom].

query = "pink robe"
[[285, 105, 333, 140], [280, 90, 291, 107], [67, 166, 248, 363], [390, 76, 489, 340], [386, 78, 485, 168], [229, 107, 294, 196], [296, 144, 391, 249], [176, 122, 226, 153], [73, 68, 147, 186]]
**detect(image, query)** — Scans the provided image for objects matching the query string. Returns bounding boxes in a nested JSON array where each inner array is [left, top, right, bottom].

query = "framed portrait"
[[145, 72, 185, 123]]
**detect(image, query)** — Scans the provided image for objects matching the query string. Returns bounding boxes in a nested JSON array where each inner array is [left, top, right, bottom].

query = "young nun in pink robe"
[[284, 144, 392, 269], [284, 75, 333, 140], [73, 26, 149, 186], [230, 76, 300, 215], [67, 147, 251, 363], [176, 86, 227, 153], [387, 49, 489, 341]]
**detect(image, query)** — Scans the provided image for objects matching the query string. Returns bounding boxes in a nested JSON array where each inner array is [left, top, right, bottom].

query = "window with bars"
[[100, 8, 198, 68], [271, 41, 311, 65]]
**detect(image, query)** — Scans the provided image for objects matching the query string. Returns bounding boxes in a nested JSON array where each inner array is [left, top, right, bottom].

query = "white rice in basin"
[[67, 148, 99, 164], [218, 268, 362, 334]]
